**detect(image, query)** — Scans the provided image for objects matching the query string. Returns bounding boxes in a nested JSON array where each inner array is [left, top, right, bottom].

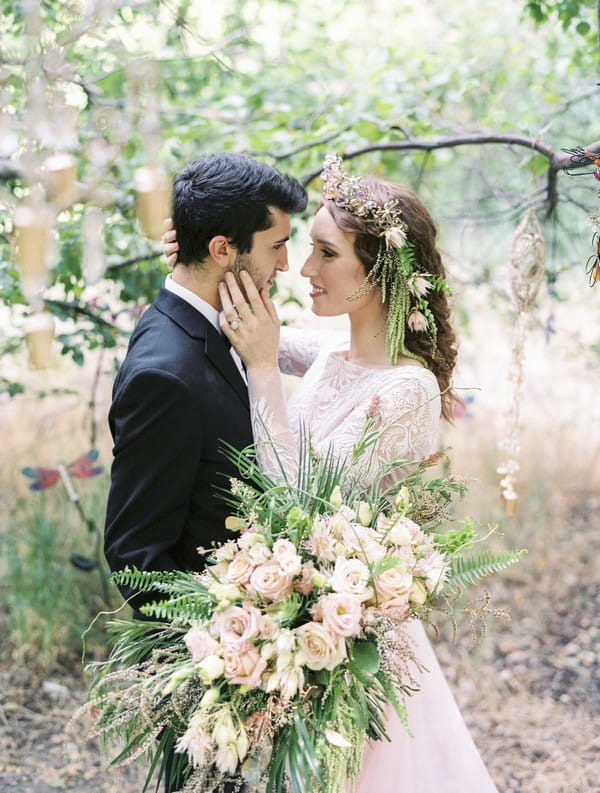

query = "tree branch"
[[45, 299, 123, 332], [300, 135, 600, 219], [249, 126, 354, 161], [106, 252, 162, 273]]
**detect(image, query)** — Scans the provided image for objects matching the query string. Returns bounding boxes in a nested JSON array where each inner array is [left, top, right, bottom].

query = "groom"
[[104, 152, 307, 614]]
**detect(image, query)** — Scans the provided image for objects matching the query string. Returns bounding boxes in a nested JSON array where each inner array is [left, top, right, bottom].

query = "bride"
[[167, 154, 498, 792]]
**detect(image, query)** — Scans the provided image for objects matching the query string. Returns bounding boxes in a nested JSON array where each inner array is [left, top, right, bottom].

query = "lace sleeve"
[[316, 372, 442, 492], [278, 326, 348, 376], [278, 327, 322, 376], [246, 366, 299, 482]]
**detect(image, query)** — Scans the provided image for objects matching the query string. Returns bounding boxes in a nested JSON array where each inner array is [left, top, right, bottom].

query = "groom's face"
[[229, 206, 291, 291]]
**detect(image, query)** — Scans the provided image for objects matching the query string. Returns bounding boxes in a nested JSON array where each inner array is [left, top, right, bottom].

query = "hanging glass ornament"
[[44, 152, 78, 208], [13, 204, 53, 307], [134, 165, 170, 240]]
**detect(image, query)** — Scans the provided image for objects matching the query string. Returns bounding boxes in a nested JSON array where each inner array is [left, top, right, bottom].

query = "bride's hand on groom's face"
[[218, 271, 280, 370]]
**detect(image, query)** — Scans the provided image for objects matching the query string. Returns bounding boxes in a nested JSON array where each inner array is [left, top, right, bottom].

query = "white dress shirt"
[[164, 274, 247, 383]]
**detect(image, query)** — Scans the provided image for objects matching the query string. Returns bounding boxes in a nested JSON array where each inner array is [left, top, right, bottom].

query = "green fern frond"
[[449, 548, 527, 588], [112, 567, 210, 599], [140, 594, 215, 623]]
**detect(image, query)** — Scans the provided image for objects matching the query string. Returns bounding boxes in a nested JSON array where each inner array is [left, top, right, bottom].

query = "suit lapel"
[[154, 288, 249, 411]]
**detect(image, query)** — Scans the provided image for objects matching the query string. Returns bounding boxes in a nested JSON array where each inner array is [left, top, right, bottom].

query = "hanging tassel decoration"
[[497, 209, 546, 515]]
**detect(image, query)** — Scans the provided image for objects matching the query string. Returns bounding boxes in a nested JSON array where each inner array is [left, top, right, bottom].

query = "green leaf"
[[449, 548, 527, 588], [355, 120, 384, 141], [349, 640, 380, 675]]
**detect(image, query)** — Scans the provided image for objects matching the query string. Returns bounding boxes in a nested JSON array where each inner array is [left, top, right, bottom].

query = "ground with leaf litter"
[[1, 494, 599, 793]]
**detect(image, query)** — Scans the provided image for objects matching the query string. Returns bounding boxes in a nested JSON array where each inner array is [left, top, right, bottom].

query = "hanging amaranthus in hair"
[[322, 155, 451, 365]]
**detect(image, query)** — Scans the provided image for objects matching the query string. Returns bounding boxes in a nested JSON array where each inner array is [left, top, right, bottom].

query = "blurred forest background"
[[1, 0, 599, 791]]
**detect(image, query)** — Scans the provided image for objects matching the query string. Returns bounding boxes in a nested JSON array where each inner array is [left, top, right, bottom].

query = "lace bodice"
[[247, 328, 441, 489]]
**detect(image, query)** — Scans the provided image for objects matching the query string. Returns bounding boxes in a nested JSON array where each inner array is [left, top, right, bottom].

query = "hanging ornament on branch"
[[497, 208, 546, 516], [7, 3, 168, 370]]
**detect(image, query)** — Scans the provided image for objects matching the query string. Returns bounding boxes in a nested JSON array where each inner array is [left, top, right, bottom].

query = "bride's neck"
[[347, 307, 390, 366]]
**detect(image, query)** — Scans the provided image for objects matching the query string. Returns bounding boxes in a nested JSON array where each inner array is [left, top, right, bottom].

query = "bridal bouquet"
[[85, 437, 524, 793]]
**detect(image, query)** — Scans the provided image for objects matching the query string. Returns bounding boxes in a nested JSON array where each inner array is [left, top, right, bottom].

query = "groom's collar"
[[164, 273, 221, 334]]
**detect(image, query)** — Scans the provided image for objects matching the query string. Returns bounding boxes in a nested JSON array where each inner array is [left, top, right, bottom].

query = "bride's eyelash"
[[309, 241, 335, 258]]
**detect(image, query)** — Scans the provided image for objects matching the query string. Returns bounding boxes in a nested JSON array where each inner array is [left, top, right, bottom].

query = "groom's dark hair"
[[172, 152, 307, 265]]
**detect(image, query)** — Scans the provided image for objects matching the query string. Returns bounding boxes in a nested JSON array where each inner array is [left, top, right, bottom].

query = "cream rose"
[[329, 557, 372, 601], [295, 622, 347, 671], [184, 626, 218, 660], [222, 645, 267, 689], [250, 561, 294, 602], [226, 550, 255, 585], [371, 567, 412, 616], [211, 602, 261, 649], [320, 593, 363, 637]]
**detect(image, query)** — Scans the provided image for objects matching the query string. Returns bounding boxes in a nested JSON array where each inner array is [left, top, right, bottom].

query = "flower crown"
[[321, 153, 409, 246], [321, 153, 450, 367]]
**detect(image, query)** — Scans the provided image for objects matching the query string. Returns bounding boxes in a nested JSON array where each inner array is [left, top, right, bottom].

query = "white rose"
[[247, 542, 272, 565], [329, 557, 372, 601], [386, 516, 420, 546], [272, 538, 302, 577], [238, 531, 259, 549], [214, 541, 237, 562]]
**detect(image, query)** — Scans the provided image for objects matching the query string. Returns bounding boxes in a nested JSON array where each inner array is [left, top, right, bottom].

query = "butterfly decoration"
[[562, 147, 600, 175], [22, 449, 103, 491], [562, 147, 600, 287]]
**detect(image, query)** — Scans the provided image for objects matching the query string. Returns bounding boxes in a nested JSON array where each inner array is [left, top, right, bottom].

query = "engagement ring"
[[229, 319, 240, 330]]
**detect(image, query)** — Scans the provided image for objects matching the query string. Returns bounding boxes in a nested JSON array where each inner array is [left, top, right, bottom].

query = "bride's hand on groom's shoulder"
[[219, 271, 280, 370]]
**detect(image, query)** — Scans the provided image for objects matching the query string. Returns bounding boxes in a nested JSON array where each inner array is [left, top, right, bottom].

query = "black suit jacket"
[[104, 287, 253, 608]]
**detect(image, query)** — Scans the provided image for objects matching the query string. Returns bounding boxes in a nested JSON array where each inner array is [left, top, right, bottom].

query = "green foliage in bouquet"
[[82, 432, 524, 793]]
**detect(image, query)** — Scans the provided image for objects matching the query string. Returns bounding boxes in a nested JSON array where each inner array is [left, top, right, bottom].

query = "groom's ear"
[[208, 235, 236, 269]]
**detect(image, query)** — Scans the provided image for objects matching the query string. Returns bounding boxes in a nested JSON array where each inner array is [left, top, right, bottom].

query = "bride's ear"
[[208, 235, 236, 269]]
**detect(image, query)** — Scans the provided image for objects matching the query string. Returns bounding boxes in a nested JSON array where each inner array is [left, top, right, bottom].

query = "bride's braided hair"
[[325, 180, 458, 422]]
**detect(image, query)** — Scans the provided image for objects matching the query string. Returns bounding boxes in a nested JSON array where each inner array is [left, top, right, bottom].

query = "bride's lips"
[[309, 284, 327, 298]]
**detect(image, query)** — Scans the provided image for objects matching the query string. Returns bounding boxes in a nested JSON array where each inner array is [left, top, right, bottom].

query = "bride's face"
[[301, 207, 379, 317]]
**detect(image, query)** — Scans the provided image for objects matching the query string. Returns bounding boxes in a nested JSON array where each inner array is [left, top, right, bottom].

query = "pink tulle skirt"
[[351, 621, 499, 793]]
